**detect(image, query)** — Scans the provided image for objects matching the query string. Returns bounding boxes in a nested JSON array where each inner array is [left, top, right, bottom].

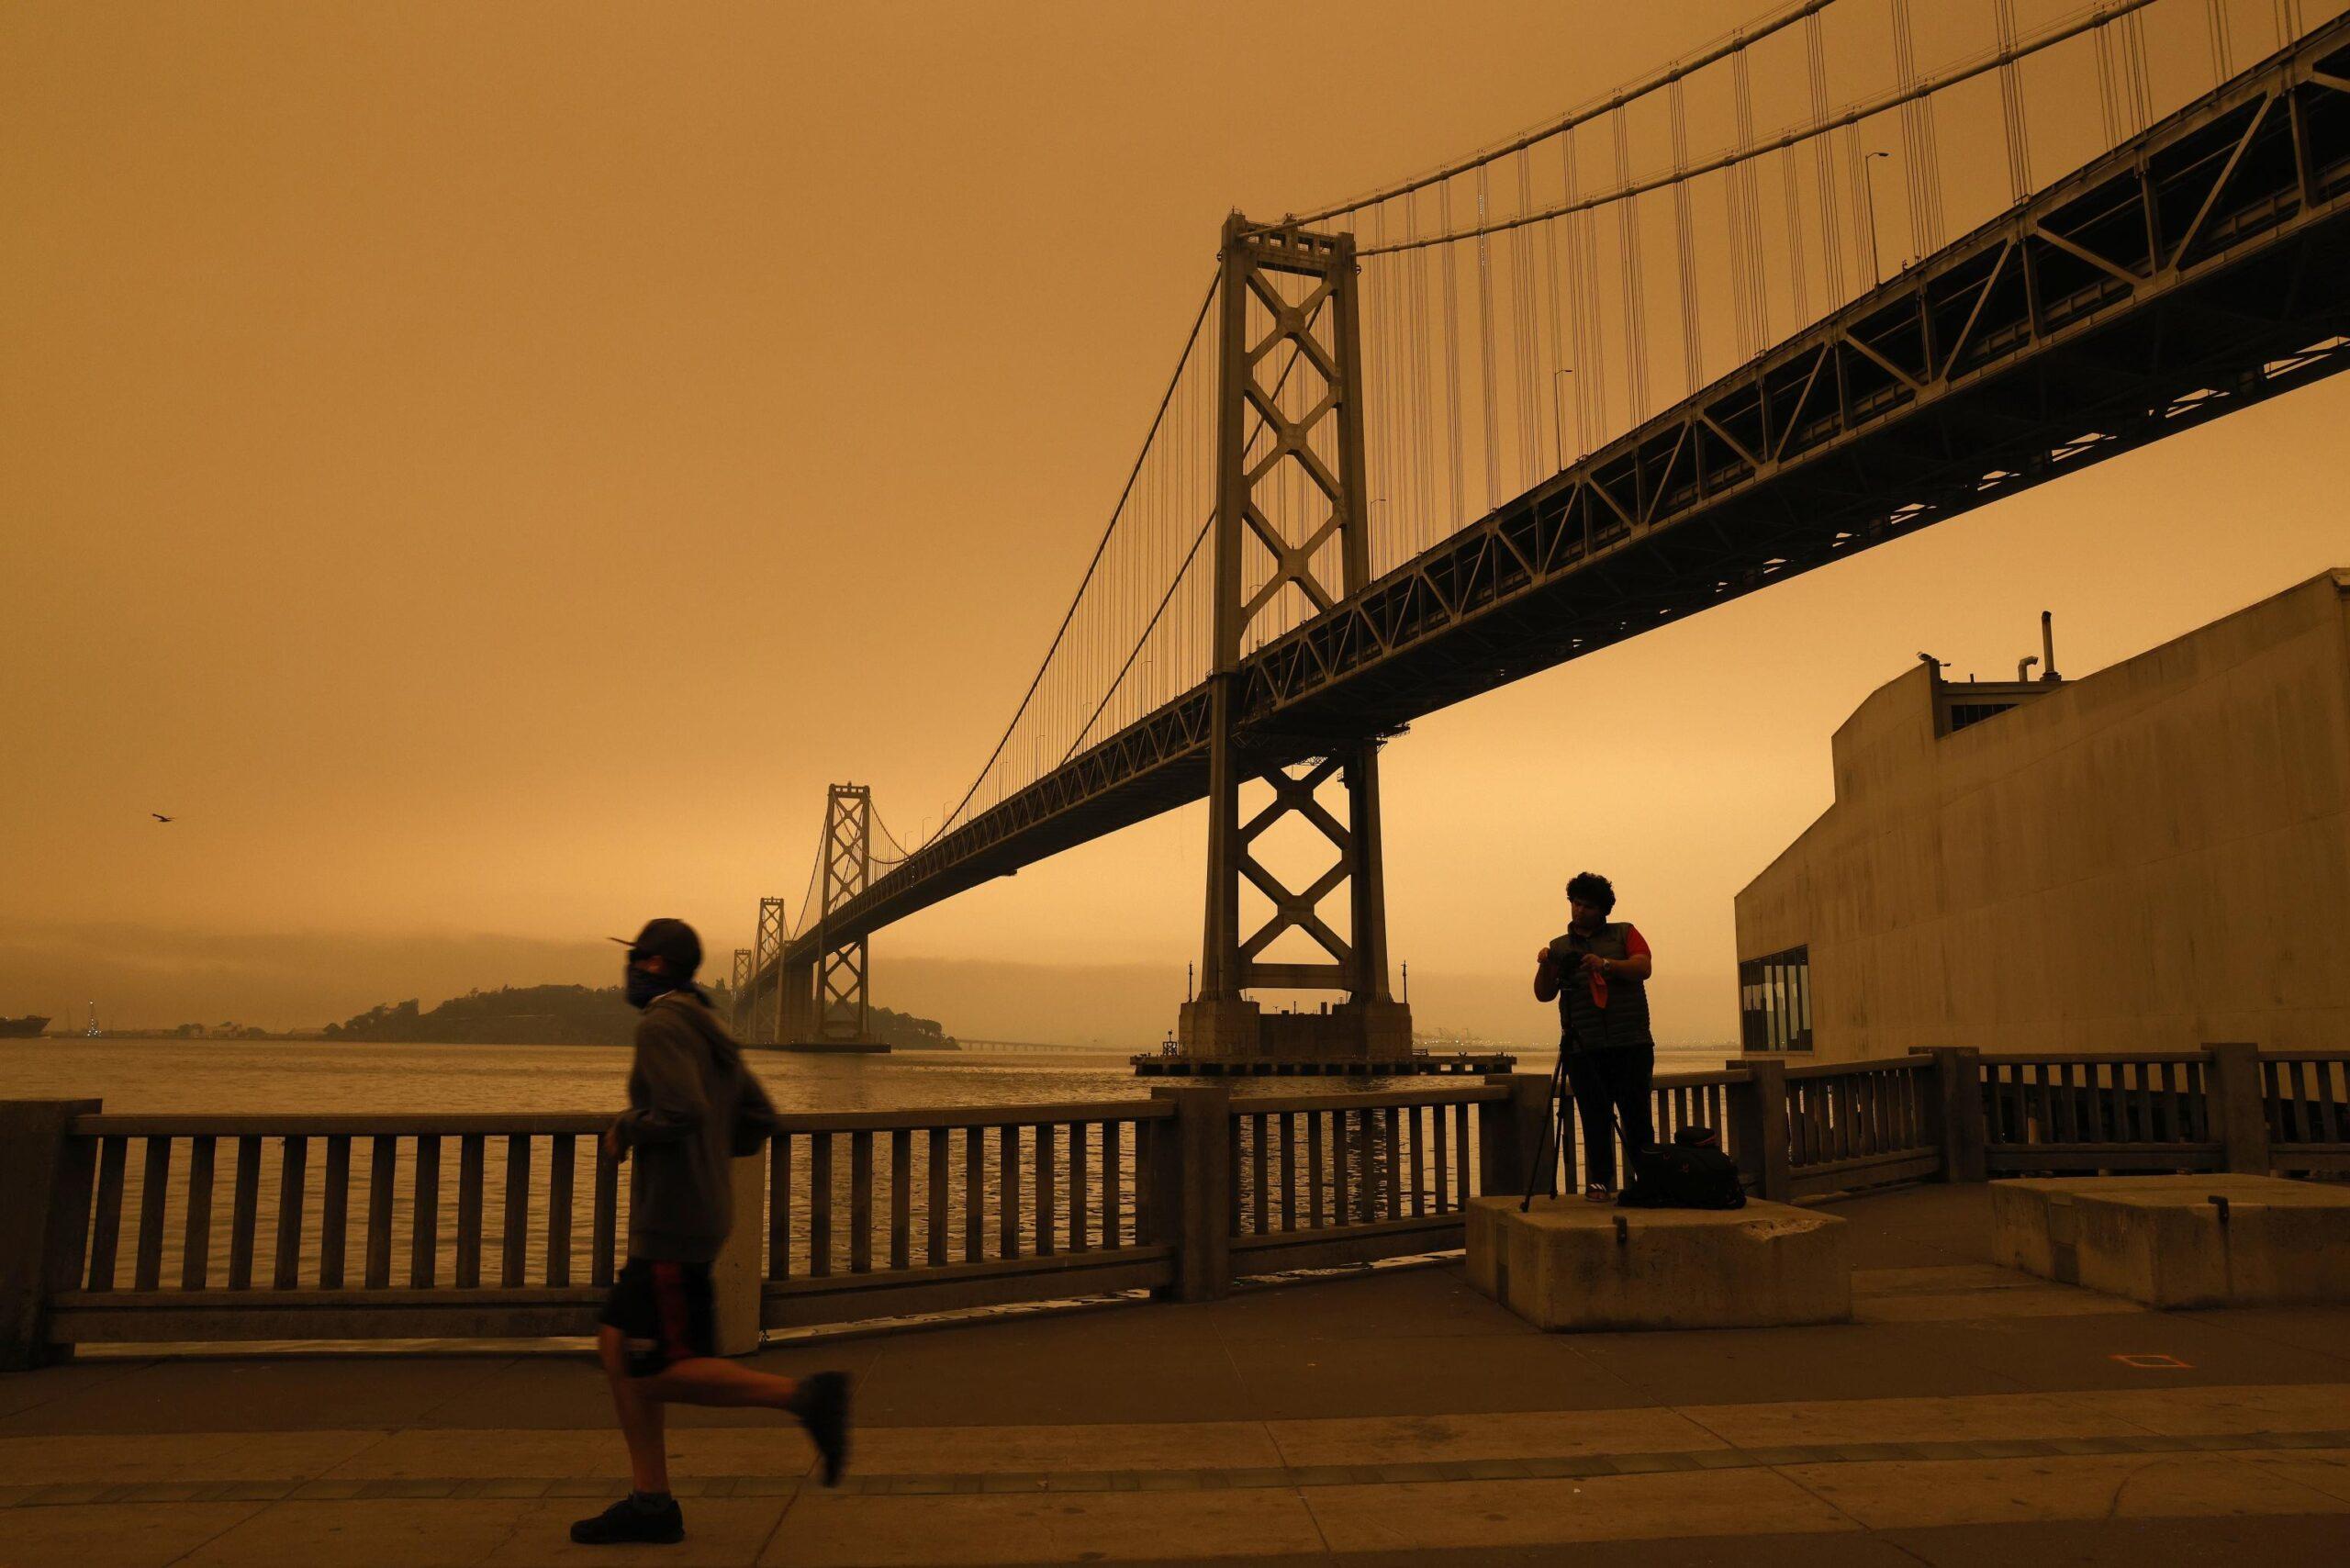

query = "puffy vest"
[[1553, 921, 1652, 1054]]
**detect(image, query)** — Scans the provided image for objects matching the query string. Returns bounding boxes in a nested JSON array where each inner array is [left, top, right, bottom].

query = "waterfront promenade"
[[3, 1184, 2347, 1565]]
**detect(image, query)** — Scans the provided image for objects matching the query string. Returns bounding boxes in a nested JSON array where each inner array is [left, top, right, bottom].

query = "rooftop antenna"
[[2040, 610, 2060, 681]]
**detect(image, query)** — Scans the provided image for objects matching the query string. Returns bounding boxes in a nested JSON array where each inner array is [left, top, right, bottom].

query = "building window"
[[1739, 946, 1812, 1052]]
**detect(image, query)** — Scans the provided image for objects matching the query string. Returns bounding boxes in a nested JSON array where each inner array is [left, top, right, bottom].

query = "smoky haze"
[[5, 1, 2347, 1043]]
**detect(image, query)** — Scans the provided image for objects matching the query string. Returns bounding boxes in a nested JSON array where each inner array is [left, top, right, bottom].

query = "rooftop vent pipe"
[[2041, 610, 2060, 682]]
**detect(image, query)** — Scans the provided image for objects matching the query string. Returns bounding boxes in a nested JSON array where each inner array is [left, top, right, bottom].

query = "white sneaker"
[[1583, 1184, 1614, 1204]]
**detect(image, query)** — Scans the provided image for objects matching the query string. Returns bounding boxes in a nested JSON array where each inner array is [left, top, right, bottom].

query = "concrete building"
[[1735, 569, 2350, 1062]]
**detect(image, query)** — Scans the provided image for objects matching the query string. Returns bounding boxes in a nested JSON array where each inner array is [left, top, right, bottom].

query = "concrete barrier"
[[1465, 1196, 1851, 1331], [712, 1154, 767, 1355], [1992, 1173, 2350, 1308]]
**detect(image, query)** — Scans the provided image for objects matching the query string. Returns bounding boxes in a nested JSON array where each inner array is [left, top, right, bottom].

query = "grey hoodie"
[[617, 991, 778, 1262]]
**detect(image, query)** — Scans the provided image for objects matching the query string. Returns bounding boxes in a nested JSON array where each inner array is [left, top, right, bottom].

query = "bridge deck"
[[7, 1184, 2348, 1564], [769, 19, 2350, 973]]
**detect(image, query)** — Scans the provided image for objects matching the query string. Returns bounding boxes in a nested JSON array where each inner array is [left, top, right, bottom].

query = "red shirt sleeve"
[[1623, 925, 1651, 958]]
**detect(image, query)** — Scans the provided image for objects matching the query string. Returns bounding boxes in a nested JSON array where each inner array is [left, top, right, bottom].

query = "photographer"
[[1532, 872, 1654, 1203]]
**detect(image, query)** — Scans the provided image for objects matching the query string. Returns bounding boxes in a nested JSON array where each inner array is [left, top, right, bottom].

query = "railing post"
[[1729, 1060, 1792, 1202], [0, 1099, 102, 1371], [1925, 1047, 1987, 1183], [1477, 1074, 1552, 1197], [1148, 1085, 1229, 1302], [2205, 1042, 2271, 1174], [713, 1153, 767, 1355]]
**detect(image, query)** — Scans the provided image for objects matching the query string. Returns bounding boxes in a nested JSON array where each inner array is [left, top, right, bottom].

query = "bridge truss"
[[751, 5, 2350, 1043]]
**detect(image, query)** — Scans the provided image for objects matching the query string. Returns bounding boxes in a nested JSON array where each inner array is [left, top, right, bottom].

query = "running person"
[[571, 917, 850, 1547]]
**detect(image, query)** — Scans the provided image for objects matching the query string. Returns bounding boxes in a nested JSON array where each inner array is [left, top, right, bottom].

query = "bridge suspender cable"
[[923, 274, 1218, 849], [1053, 289, 1342, 770], [1281, 0, 1842, 229], [1353, 0, 2165, 259]]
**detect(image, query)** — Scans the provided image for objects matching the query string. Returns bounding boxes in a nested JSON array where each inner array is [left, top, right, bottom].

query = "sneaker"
[[792, 1370, 852, 1486], [1583, 1183, 1614, 1204], [569, 1494, 684, 1546]]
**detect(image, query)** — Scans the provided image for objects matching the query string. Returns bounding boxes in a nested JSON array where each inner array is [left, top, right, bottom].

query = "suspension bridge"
[[729, 0, 2350, 1058]]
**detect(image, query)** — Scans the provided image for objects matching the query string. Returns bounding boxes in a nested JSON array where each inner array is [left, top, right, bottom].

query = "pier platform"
[[1131, 1051, 1516, 1078], [1468, 1195, 1852, 1331], [4, 1185, 2348, 1565]]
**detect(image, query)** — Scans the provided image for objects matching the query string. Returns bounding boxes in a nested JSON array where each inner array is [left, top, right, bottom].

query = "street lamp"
[[1859, 151, 1892, 286]]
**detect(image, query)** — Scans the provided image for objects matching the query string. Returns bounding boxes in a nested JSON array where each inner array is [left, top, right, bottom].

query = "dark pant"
[[1566, 1046, 1655, 1189], [599, 1259, 717, 1376]]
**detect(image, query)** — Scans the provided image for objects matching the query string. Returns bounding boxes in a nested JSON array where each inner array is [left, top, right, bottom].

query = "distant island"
[[320, 984, 957, 1050]]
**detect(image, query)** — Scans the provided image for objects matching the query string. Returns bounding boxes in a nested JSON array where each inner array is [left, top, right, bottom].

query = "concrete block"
[[712, 1154, 767, 1355], [1465, 1196, 1852, 1331], [1991, 1174, 2350, 1308]]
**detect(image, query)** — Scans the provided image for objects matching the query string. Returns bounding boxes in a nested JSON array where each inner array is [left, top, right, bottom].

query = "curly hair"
[[1564, 871, 1617, 916]]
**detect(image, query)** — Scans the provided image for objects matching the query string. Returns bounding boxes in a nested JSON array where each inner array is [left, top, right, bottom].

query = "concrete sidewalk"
[[4, 1186, 2348, 1565]]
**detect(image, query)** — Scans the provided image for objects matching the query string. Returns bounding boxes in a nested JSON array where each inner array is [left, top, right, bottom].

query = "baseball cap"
[[609, 917, 701, 976]]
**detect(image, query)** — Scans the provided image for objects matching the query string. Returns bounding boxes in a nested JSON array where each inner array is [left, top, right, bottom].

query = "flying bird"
[[151, 813, 173, 823]]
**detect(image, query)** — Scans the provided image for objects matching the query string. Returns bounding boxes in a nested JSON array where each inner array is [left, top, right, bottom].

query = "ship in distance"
[[0, 1014, 52, 1038]]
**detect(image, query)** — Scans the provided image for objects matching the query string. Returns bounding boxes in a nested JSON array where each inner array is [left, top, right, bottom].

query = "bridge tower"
[[750, 897, 789, 1045], [1179, 212, 1411, 1062], [811, 782, 875, 1047], [728, 946, 752, 1036]]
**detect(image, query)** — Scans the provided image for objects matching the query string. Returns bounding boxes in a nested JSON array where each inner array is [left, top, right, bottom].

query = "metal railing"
[[758, 1100, 1177, 1328], [6, 1043, 2343, 1364], [39, 1114, 619, 1347], [1782, 1056, 1941, 1197], [1228, 1085, 1501, 1277], [1979, 1052, 2221, 1173], [2261, 1051, 2350, 1173]]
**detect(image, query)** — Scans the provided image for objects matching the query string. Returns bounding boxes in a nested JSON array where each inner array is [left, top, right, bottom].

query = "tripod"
[[1520, 1047, 1572, 1212], [1521, 1050, 1646, 1211]]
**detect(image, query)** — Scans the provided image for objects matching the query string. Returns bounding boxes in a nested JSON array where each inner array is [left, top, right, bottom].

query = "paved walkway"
[[5, 1186, 2348, 1565]]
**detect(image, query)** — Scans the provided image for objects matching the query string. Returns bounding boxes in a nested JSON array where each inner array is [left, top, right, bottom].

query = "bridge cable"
[[1475, 166, 1503, 514], [1669, 79, 1707, 398], [1060, 297, 1337, 760], [1846, 129, 1877, 292], [1613, 111, 1650, 424], [1349, 0, 2165, 257], [1993, 0, 2033, 204], [1734, 47, 1770, 354], [1513, 151, 1543, 493], [2105, 14, 2143, 143], [1281, 0, 1843, 228], [922, 274, 1217, 848], [1566, 126, 1606, 450], [1407, 192, 1438, 550], [1889, 0, 1946, 262], [1540, 147, 1570, 472], [1439, 186, 1468, 532], [1805, 11, 1848, 306], [2121, 7, 2155, 130], [1781, 146, 1812, 327], [2209, 0, 2235, 80]]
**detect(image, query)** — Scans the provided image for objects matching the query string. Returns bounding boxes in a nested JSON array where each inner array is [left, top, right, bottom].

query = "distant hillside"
[[324, 985, 957, 1049]]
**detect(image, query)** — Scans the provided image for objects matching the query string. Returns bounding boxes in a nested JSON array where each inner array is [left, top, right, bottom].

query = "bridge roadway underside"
[[775, 27, 2350, 971]]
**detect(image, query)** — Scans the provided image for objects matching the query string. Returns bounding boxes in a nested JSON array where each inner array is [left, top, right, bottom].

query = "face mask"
[[624, 967, 668, 1010]]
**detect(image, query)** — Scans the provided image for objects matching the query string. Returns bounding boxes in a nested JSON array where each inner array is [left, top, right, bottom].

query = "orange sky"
[[5, 1, 2346, 1040]]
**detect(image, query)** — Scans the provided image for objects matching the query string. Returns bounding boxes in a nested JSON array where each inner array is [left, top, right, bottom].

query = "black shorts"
[[598, 1259, 716, 1376]]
